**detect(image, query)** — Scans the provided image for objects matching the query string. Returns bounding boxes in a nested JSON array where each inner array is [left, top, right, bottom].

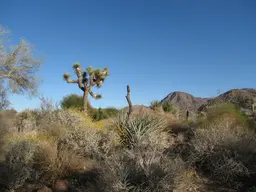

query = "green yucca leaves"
[[113, 112, 167, 149]]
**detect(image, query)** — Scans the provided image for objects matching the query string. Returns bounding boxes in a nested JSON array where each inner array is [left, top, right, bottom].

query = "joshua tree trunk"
[[83, 89, 89, 113]]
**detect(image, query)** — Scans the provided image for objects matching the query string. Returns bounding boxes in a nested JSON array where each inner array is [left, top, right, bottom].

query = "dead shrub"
[[0, 140, 40, 190], [34, 141, 93, 186], [187, 118, 256, 190]]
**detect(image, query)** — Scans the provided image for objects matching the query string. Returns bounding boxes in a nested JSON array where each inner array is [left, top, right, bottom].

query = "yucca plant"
[[150, 100, 161, 111], [113, 112, 167, 149], [161, 100, 177, 114]]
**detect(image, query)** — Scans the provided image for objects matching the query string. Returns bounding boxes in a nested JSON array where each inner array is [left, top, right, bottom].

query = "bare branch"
[[0, 38, 42, 96], [125, 85, 133, 118], [0, 86, 10, 110]]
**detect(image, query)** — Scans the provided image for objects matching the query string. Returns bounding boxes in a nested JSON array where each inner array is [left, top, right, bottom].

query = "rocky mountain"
[[121, 105, 174, 121], [198, 88, 256, 112], [120, 89, 256, 120], [161, 91, 210, 114]]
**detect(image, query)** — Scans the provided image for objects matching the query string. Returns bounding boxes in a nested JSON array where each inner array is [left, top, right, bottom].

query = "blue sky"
[[1, 0, 256, 111]]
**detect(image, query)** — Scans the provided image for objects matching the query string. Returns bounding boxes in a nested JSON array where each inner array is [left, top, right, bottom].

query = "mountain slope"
[[161, 91, 210, 114], [198, 88, 256, 112]]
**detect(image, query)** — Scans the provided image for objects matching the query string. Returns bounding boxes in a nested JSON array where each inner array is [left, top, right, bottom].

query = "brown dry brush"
[[185, 118, 256, 191]]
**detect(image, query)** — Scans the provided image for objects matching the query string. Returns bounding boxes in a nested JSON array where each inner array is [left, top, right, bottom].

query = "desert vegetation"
[[60, 94, 119, 121], [1, 26, 256, 192], [1, 99, 256, 192], [63, 63, 109, 114]]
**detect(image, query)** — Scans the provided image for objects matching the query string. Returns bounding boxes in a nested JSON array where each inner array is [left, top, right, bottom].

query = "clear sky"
[[1, 0, 256, 111]]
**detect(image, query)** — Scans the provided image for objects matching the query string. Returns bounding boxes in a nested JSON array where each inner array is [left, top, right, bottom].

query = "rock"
[[54, 180, 70, 192], [37, 186, 52, 192]]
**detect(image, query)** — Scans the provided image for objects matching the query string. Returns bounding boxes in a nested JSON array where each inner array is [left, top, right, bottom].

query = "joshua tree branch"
[[74, 66, 85, 90], [63, 74, 85, 91], [89, 73, 96, 87], [64, 79, 77, 84], [63, 63, 109, 114], [89, 89, 102, 99]]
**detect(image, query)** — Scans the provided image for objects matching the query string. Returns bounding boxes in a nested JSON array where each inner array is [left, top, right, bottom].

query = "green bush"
[[61, 94, 85, 110], [161, 101, 177, 114], [202, 103, 250, 127], [92, 107, 119, 121], [92, 107, 108, 121], [60, 94, 95, 115], [150, 100, 161, 110]]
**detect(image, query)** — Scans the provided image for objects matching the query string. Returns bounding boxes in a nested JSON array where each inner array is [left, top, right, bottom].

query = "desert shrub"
[[0, 118, 104, 190], [161, 101, 177, 114], [57, 125, 116, 161], [92, 107, 108, 121], [200, 103, 252, 131], [0, 109, 17, 137], [92, 112, 183, 191], [33, 141, 92, 186], [113, 112, 168, 149], [150, 100, 161, 110], [39, 96, 58, 112], [61, 94, 84, 110], [187, 117, 256, 190], [92, 107, 119, 121], [0, 140, 40, 190], [103, 107, 119, 117], [173, 168, 209, 192], [96, 122, 184, 192], [99, 149, 185, 192], [60, 94, 94, 113], [16, 108, 102, 132], [0, 87, 10, 110], [15, 109, 38, 132], [206, 103, 246, 122]]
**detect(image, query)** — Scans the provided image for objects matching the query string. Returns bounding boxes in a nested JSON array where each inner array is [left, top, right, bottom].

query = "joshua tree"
[[63, 63, 109, 114]]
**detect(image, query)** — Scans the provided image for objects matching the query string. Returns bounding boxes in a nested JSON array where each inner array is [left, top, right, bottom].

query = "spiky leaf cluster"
[[63, 73, 70, 80], [114, 112, 167, 149], [72, 62, 80, 69], [85, 67, 109, 88]]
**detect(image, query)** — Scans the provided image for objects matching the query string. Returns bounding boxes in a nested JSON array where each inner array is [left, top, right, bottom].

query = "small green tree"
[[63, 63, 109, 114]]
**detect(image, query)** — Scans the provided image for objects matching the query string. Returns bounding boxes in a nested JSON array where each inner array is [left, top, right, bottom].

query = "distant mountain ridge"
[[198, 88, 256, 112], [121, 88, 256, 119], [161, 91, 210, 113], [161, 88, 256, 115]]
